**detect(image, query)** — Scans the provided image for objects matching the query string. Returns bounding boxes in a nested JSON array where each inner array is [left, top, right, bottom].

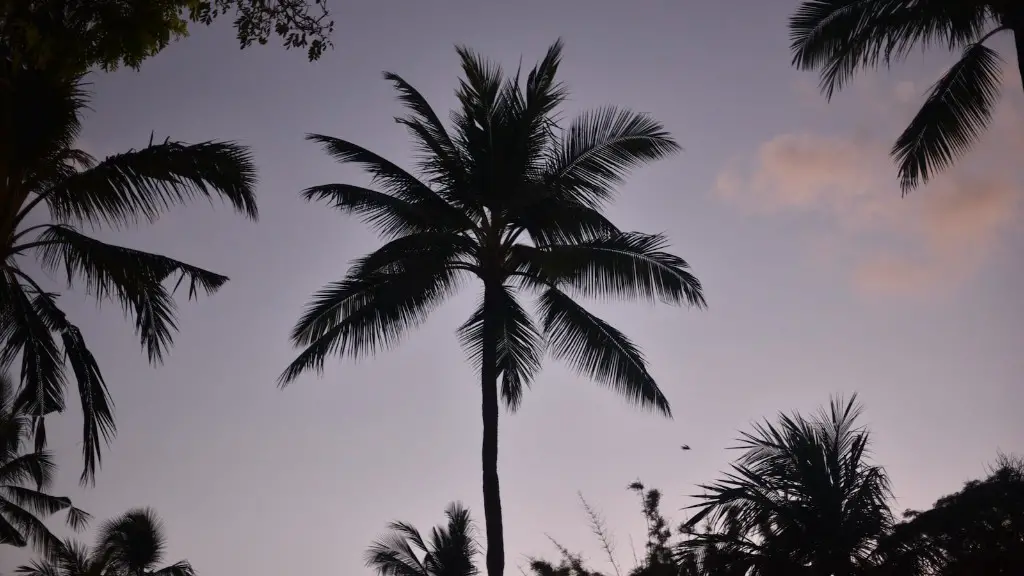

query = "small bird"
[[681, 444, 691, 451]]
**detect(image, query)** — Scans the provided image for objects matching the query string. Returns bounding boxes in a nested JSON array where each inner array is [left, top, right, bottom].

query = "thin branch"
[[578, 492, 620, 576]]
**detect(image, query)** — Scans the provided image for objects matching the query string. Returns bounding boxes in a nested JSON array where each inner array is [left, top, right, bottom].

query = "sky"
[[4, 0, 1024, 574]]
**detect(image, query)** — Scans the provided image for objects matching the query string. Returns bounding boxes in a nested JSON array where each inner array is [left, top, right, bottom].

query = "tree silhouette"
[[0, 63, 259, 484], [879, 454, 1024, 575], [281, 39, 705, 576], [366, 502, 479, 576], [17, 508, 194, 576], [681, 396, 894, 575], [0, 371, 89, 558], [1, 0, 334, 76], [789, 1, 1024, 191]]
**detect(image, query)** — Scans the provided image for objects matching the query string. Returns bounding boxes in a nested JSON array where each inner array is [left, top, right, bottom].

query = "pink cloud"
[[717, 66, 1024, 296]]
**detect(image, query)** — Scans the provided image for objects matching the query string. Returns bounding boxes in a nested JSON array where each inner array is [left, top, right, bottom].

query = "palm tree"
[[280, 40, 705, 576], [680, 396, 895, 576], [366, 502, 479, 576], [789, 1, 1024, 191], [17, 508, 194, 576], [0, 370, 89, 558], [0, 61, 258, 483]]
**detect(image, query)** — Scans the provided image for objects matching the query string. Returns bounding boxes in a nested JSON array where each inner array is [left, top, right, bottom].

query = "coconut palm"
[[366, 502, 479, 576], [16, 508, 194, 576], [280, 39, 705, 576], [680, 396, 895, 576], [0, 62, 258, 484], [0, 370, 89, 557], [789, 1, 1024, 191]]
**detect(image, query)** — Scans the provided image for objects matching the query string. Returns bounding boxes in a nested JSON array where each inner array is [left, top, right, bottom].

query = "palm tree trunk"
[[480, 283, 504, 576], [1013, 17, 1024, 92]]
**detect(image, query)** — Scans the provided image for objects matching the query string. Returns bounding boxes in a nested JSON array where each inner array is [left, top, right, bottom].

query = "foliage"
[[788, 1, 1023, 191], [17, 507, 195, 576], [0, 0, 334, 76], [680, 395, 894, 575], [0, 63, 258, 484], [281, 39, 704, 576], [879, 454, 1024, 575], [365, 502, 480, 576], [0, 371, 89, 558]]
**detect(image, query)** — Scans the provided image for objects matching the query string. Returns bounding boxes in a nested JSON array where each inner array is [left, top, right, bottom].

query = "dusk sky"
[[3, 0, 1023, 574]]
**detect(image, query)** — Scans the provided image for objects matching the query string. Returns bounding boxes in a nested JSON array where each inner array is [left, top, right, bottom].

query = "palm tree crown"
[[366, 502, 480, 576], [681, 396, 894, 576], [0, 371, 89, 558], [17, 507, 195, 576], [281, 39, 704, 576], [789, 1, 1024, 191], [0, 62, 259, 483]]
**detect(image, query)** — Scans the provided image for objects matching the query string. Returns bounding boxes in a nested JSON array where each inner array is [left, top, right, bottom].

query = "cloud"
[[718, 66, 1023, 296]]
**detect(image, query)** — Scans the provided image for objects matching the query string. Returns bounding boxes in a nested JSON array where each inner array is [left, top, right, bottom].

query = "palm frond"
[[0, 451, 57, 492], [525, 232, 705, 307], [286, 233, 469, 348], [366, 525, 429, 576], [789, 0, 992, 98], [305, 134, 476, 232], [0, 275, 67, 423], [457, 286, 543, 410], [892, 42, 1002, 192], [4, 289, 115, 485], [34, 224, 229, 363], [545, 107, 679, 209], [301, 184, 463, 238], [96, 508, 167, 575], [384, 72, 471, 200], [508, 191, 622, 246], [149, 560, 195, 576], [537, 287, 670, 416], [0, 497, 64, 557], [429, 502, 479, 576], [43, 140, 258, 228], [280, 253, 463, 385], [0, 486, 73, 518]]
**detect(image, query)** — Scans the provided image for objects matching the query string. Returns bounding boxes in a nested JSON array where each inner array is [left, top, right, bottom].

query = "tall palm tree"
[[280, 40, 705, 576], [789, 1, 1023, 192], [17, 508, 194, 576], [366, 502, 479, 576], [0, 61, 258, 483], [0, 370, 89, 558], [680, 396, 895, 576]]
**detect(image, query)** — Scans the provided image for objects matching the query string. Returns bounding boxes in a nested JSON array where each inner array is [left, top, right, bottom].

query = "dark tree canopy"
[[0, 0, 333, 75]]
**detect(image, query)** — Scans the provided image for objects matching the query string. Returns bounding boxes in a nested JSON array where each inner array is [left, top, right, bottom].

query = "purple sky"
[[4, 1, 1023, 574]]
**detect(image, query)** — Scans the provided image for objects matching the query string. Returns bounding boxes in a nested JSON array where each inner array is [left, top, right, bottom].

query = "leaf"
[[892, 42, 1002, 192], [44, 140, 258, 228], [526, 232, 706, 307], [281, 254, 463, 385], [35, 225, 228, 363], [545, 107, 680, 208], [457, 286, 543, 410], [537, 287, 670, 416]]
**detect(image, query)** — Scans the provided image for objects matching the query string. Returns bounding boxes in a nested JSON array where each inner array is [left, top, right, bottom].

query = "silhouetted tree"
[[0, 371, 89, 558], [1, 0, 334, 76], [0, 64, 258, 484], [280, 39, 705, 576], [681, 396, 894, 575], [17, 508, 193, 576], [878, 454, 1024, 575], [366, 503, 479, 576], [789, 1, 1023, 191]]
